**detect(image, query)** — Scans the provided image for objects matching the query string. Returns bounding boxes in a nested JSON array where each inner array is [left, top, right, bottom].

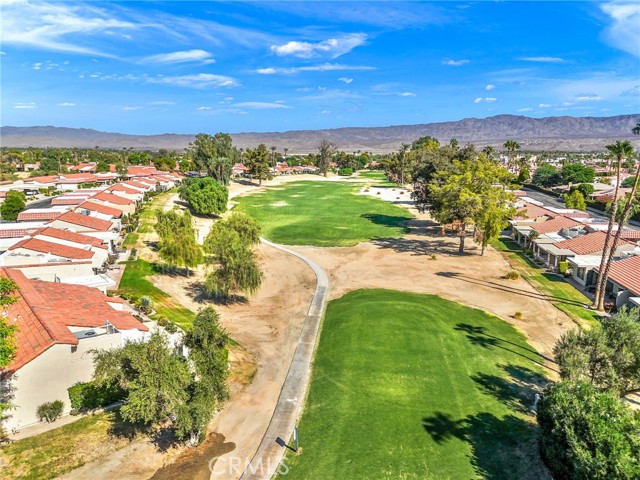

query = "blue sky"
[[1, 1, 639, 134]]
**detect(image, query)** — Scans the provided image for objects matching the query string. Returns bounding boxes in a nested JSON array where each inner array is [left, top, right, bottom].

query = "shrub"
[[513, 311, 523, 320], [137, 296, 154, 314], [558, 261, 569, 275], [526, 249, 534, 256], [68, 381, 125, 412], [36, 400, 64, 423], [506, 270, 520, 280], [338, 167, 353, 176], [430, 255, 437, 261]]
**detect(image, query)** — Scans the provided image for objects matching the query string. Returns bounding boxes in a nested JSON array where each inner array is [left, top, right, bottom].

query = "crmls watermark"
[[209, 455, 290, 476]]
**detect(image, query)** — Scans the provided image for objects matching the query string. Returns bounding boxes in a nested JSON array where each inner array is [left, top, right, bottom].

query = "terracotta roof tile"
[[8, 237, 94, 259], [107, 184, 141, 195], [514, 202, 557, 221], [53, 211, 113, 231], [51, 197, 86, 205], [553, 231, 632, 256], [34, 227, 105, 248], [532, 216, 583, 235], [77, 201, 123, 218], [1, 268, 148, 374], [92, 192, 133, 205], [17, 211, 63, 222], [595, 255, 640, 295]]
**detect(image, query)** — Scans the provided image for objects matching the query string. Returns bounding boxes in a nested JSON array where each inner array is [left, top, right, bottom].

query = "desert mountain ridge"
[[2, 114, 639, 153]]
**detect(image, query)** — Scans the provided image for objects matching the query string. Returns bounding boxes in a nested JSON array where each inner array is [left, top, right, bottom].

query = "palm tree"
[[283, 147, 288, 160], [632, 122, 640, 136], [593, 140, 635, 311], [503, 140, 520, 170], [482, 145, 496, 160], [270, 145, 277, 167]]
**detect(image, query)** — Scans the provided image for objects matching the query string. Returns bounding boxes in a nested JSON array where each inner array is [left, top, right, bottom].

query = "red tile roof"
[[107, 184, 141, 195], [92, 192, 133, 205], [532, 216, 583, 235], [77, 201, 123, 218], [1, 268, 147, 374], [17, 210, 64, 222], [127, 166, 159, 177], [514, 202, 556, 221], [124, 180, 152, 190], [69, 163, 96, 172], [553, 231, 631, 256], [9, 237, 94, 260], [51, 197, 86, 206], [595, 255, 640, 295], [34, 227, 105, 248], [28, 175, 58, 184], [53, 211, 113, 231], [620, 230, 640, 240]]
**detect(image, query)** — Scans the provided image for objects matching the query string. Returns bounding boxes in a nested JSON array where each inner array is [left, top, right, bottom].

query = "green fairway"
[[283, 289, 549, 480], [234, 181, 411, 246], [357, 170, 394, 185]]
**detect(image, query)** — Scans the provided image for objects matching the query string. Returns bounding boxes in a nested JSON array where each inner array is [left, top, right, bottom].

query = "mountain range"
[[2, 114, 639, 153]]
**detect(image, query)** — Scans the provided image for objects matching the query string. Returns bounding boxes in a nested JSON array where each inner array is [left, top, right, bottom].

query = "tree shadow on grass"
[[423, 411, 550, 480], [360, 213, 411, 232], [454, 322, 555, 370], [371, 237, 477, 256]]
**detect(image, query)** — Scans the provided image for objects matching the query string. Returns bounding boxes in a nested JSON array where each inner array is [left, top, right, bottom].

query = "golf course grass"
[[235, 181, 412, 246], [283, 289, 549, 480]]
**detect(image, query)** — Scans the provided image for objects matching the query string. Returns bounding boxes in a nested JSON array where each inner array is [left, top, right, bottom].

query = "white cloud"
[[574, 94, 604, 102], [271, 33, 367, 59], [141, 49, 215, 64], [473, 97, 497, 103], [538, 103, 552, 108], [601, 2, 640, 57], [233, 102, 292, 109], [123, 106, 142, 110], [321, 110, 332, 114], [398, 92, 416, 97], [32, 62, 42, 70], [338, 77, 353, 84], [0, 1, 137, 56], [442, 59, 469, 66], [147, 73, 238, 88], [485, 84, 495, 91], [255, 63, 375, 75], [517, 107, 534, 112], [14, 102, 36, 109], [58, 102, 76, 107], [196, 106, 211, 110], [518, 56, 565, 63]]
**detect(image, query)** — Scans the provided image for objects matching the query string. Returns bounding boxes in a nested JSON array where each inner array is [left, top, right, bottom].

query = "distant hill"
[[2, 114, 639, 153]]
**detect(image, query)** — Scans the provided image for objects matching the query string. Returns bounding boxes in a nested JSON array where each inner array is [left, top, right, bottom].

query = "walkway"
[[238, 238, 329, 480]]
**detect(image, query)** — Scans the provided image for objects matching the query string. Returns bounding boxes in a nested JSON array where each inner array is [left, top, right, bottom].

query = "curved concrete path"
[[237, 238, 329, 480]]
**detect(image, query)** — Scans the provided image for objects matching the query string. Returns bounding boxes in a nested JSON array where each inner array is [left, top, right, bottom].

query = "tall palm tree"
[[270, 145, 277, 167], [283, 147, 288, 160], [503, 140, 520, 170], [632, 122, 640, 136], [482, 145, 496, 160], [593, 140, 635, 311]]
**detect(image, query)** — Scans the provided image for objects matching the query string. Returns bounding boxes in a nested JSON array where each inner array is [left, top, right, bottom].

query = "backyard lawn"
[[282, 289, 550, 480], [492, 238, 599, 328], [235, 181, 412, 246]]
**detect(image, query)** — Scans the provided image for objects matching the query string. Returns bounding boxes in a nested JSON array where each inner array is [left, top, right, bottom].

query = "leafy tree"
[[0, 190, 26, 221], [155, 210, 203, 275], [537, 381, 640, 480], [554, 308, 640, 397], [475, 187, 518, 255], [154, 157, 176, 172], [245, 144, 272, 186], [481, 145, 496, 160], [204, 226, 262, 300], [561, 163, 596, 184], [409, 144, 464, 212], [36, 400, 64, 423], [40, 156, 63, 174], [622, 176, 636, 188], [95, 160, 110, 173], [594, 140, 635, 310], [412, 136, 440, 151], [316, 139, 335, 177], [0, 277, 19, 369], [179, 177, 228, 216], [563, 190, 586, 210], [573, 183, 595, 197], [532, 163, 562, 187], [174, 382, 215, 446], [517, 165, 530, 183], [190, 133, 234, 184], [93, 332, 191, 425], [215, 212, 261, 246]]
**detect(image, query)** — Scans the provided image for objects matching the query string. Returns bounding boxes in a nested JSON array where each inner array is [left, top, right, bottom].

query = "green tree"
[[554, 308, 640, 397], [179, 177, 228, 216], [503, 140, 520, 168], [574, 183, 595, 196], [204, 226, 262, 300], [154, 157, 176, 172], [531, 163, 562, 187], [316, 139, 335, 177], [594, 140, 635, 311], [95, 160, 110, 173], [561, 163, 596, 184], [93, 332, 191, 426], [1, 190, 26, 221], [537, 381, 640, 480], [0, 277, 19, 369], [155, 210, 203, 275], [517, 165, 530, 183], [245, 144, 272, 186], [215, 212, 261, 246], [563, 190, 587, 210], [475, 187, 518, 255], [190, 133, 234, 184]]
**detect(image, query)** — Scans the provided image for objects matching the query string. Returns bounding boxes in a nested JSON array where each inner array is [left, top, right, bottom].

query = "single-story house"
[[0, 268, 149, 431], [589, 255, 640, 308], [90, 192, 135, 215], [47, 211, 115, 233]]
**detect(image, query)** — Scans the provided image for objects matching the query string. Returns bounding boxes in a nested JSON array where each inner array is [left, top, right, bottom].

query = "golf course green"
[[282, 289, 549, 480], [234, 181, 411, 247]]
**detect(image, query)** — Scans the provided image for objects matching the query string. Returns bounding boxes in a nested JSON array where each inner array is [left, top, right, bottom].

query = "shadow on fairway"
[[184, 281, 249, 306], [422, 411, 547, 480], [453, 322, 555, 369], [361, 213, 411, 231]]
